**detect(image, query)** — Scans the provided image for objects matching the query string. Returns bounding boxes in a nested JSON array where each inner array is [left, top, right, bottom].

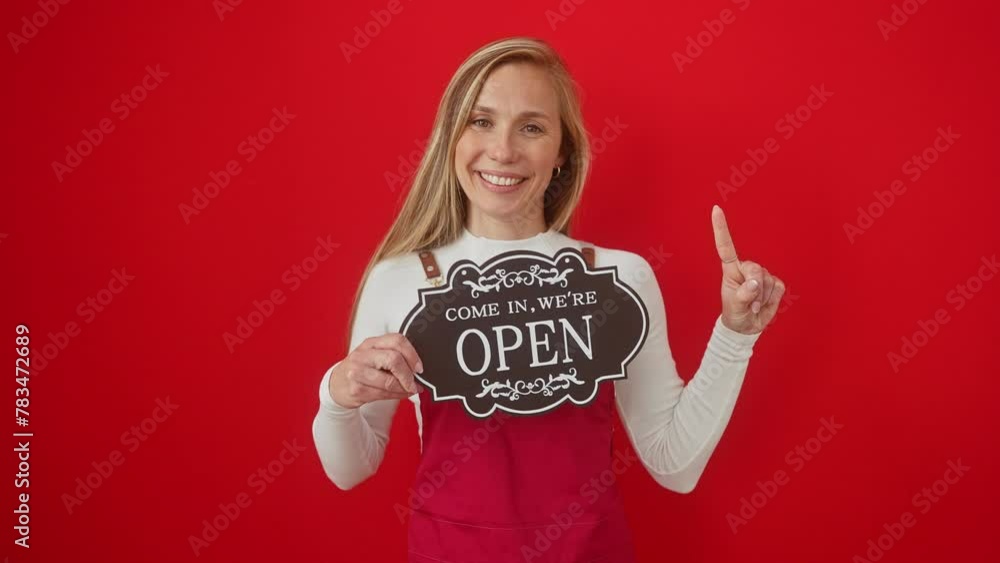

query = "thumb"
[[734, 278, 761, 309]]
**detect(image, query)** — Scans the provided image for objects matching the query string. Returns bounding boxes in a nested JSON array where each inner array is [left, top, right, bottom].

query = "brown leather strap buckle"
[[418, 249, 443, 286]]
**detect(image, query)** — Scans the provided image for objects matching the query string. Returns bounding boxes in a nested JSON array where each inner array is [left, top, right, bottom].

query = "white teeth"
[[479, 172, 525, 186]]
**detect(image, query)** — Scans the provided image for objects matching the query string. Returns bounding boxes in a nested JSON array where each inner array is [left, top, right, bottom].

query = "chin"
[[475, 201, 528, 220], [483, 190, 541, 215], [463, 177, 539, 213]]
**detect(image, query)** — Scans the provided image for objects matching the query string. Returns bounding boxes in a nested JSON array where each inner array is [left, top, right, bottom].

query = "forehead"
[[475, 62, 560, 116]]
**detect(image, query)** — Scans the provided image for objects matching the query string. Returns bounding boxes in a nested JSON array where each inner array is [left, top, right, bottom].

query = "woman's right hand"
[[329, 333, 426, 409]]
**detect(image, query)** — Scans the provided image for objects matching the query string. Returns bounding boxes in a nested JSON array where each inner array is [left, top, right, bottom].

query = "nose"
[[486, 127, 516, 163]]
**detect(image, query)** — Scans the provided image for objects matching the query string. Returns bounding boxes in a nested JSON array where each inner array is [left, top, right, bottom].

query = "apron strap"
[[582, 246, 595, 269], [418, 249, 443, 286]]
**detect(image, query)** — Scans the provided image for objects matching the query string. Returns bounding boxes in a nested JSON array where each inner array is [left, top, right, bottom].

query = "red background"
[[5, 0, 999, 561]]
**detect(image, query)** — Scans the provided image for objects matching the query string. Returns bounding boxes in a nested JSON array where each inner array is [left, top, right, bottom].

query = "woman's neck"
[[465, 211, 547, 241]]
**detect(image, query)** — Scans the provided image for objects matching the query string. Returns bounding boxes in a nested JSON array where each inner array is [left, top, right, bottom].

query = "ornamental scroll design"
[[461, 264, 573, 298], [475, 368, 585, 401]]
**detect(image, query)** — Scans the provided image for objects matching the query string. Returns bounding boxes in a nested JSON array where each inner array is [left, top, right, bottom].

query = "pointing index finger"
[[712, 205, 741, 278]]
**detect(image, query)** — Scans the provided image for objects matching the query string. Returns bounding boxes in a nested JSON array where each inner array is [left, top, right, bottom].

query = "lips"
[[475, 170, 527, 194]]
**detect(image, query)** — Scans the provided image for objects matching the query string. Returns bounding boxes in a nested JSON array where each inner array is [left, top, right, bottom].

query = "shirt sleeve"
[[311, 262, 401, 490], [614, 256, 762, 494]]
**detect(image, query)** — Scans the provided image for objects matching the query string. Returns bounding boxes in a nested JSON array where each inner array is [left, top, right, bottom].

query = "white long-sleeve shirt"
[[312, 226, 762, 493]]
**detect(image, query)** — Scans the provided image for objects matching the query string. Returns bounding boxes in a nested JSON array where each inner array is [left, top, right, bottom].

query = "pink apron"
[[406, 246, 637, 563]]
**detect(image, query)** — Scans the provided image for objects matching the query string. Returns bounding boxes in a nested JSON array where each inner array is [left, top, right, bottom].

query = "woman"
[[312, 36, 785, 562]]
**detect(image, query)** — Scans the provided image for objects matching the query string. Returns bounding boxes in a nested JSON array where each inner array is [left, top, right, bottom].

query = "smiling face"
[[455, 61, 565, 230]]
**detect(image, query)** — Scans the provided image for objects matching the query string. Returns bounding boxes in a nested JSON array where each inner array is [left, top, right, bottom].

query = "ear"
[[555, 153, 566, 168]]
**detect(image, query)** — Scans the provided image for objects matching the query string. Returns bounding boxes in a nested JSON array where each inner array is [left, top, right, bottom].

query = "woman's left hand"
[[712, 205, 786, 335]]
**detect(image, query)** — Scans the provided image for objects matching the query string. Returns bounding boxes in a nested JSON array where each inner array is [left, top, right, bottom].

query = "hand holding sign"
[[329, 333, 426, 409], [712, 205, 786, 334]]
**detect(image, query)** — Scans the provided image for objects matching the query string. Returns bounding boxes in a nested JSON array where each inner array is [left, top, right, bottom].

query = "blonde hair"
[[344, 36, 592, 352]]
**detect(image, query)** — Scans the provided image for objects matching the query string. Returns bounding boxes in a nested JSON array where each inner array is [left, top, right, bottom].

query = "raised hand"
[[711, 205, 786, 334]]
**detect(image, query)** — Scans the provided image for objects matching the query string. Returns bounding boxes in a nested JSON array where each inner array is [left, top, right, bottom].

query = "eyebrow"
[[472, 105, 553, 121]]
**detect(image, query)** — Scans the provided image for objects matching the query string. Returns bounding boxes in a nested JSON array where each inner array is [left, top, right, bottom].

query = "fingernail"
[[749, 279, 759, 290], [416, 361, 424, 374], [752, 301, 761, 314]]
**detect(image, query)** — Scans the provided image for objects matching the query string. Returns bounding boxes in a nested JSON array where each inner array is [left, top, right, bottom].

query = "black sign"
[[399, 248, 649, 418]]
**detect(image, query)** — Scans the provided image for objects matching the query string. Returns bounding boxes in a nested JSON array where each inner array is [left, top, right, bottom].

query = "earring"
[[553, 166, 562, 178]]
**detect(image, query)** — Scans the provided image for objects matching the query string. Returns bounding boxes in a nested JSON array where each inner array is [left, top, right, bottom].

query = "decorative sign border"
[[399, 247, 650, 418]]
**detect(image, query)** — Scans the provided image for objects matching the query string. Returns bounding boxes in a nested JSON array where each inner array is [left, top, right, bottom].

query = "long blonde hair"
[[345, 37, 592, 352]]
